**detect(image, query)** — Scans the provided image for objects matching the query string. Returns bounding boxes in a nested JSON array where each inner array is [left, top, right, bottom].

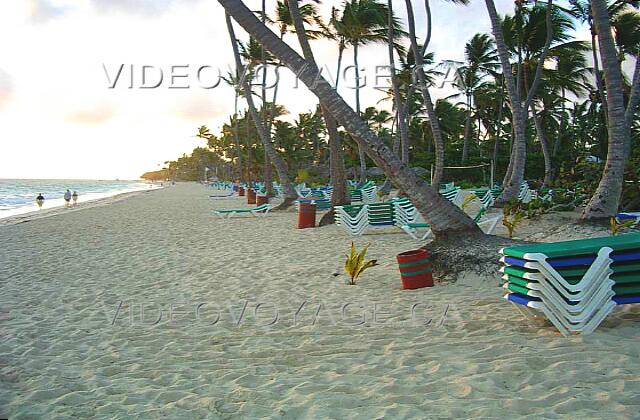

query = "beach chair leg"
[[420, 229, 433, 241], [511, 303, 544, 322], [484, 217, 501, 235], [401, 226, 419, 240]]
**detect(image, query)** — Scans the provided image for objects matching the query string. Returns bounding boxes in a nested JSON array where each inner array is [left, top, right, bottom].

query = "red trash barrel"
[[238, 186, 245, 197], [297, 202, 316, 229], [396, 249, 434, 289], [256, 195, 269, 207], [247, 188, 257, 204]]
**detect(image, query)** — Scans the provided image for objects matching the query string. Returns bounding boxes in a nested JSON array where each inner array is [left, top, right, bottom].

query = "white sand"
[[1, 183, 639, 418]]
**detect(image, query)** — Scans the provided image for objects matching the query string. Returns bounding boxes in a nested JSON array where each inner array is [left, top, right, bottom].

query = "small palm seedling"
[[610, 217, 636, 236], [503, 199, 524, 239], [344, 242, 379, 285]]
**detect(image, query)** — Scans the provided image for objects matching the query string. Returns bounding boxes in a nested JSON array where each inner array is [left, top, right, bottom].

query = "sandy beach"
[[1, 183, 639, 418]]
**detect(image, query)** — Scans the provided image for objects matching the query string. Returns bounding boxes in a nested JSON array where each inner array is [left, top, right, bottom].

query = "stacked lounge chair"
[[500, 234, 640, 336], [617, 212, 640, 227], [209, 191, 236, 199], [440, 185, 463, 207], [349, 181, 377, 203], [213, 203, 271, 218], [334, 196, 418, 236], [400, 206, 500, 241]]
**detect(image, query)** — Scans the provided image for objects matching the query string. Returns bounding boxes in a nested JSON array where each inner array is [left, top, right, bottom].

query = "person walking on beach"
[[36, 193, 45, 209], [72, 191, 78, 206], [64, 189, 72, 207]]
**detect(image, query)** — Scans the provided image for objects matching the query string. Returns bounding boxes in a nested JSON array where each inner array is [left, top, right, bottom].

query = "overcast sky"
[[0, 0, 591, 180]]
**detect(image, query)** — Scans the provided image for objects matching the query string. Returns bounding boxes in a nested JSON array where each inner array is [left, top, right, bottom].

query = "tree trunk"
[[225, 13, 298, 208], [502, 125, 516, 187], [462, 95, 472, 163], [492, 85, 504, 172], [353, 42, 368, 183], [582, 0, 629, 219], [260, 0, 275, 198], [264, 154, 273, 196], [285, 0, 347, 226], [232, 93, 243, 181], [219, 0, 480, 237], [335, 45, 344, 89], [485, 0, 552, 203], [244, 114, 253, 185], [404, 0, 445, 186], [590, 26, 609, 129], [388, 0, 410, 164], [531, 104, 552, 187], [624, 57, 640, 159]]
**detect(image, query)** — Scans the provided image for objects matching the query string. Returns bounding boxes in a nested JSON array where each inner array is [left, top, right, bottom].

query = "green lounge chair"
[[400, 207, 500, 241], [213, 203, 271, 219], [501, 233, 640, 335]]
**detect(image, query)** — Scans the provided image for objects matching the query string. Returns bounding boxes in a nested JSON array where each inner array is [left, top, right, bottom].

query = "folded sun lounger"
[[500, 233, 640, 336], [209, 191, 236, 199], [213, 204, 271, 218]]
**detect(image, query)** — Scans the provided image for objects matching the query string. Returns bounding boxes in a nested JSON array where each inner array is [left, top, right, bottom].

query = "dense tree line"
[[146, 0, 639, 237]]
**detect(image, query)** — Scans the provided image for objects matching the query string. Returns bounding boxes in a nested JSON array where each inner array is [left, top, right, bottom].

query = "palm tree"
[[403, 0, 472, 186], [221, 71, 244, 181], [225, 12, 298, 207], [581, 0, 630, 218], [386, 0, 409, 164], [329, 0, 402, 183], [483, 0, 554, 203], [219, 0, 481, 237], [285, 0, 348, 225], [449, 33, 499, 163], [508, 3, 583, 187], [548, 47, 592, 158], [275, 0, 322, 40]]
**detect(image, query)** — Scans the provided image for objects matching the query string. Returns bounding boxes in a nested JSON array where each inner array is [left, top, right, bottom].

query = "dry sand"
[[1, 183, 639, 418]]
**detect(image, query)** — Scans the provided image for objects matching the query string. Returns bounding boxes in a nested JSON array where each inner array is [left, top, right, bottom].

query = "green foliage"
[[344, 242, 379, 285], [557, 159, 602, 197], [503, 199, 525, 239], [610, 217, 636, 236], [522, 198, 553, 219], [295, 169, 310, 184], [622, 159, 640, 211]]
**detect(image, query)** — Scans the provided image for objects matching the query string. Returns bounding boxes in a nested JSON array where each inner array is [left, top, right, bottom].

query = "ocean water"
[[0, 179, 160, 219]]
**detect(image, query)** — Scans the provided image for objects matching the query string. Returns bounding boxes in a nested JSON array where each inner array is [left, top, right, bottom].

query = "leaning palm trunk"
[[582, 0, 629, 219], [404, 0, 445, 187], [226, 13, 297, 207], [531, 104, 552, 187], [285, 0, 347, 226], [219, 0, 480, 237]]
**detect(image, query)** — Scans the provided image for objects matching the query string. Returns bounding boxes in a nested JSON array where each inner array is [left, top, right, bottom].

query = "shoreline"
[[0, 187, 162, 227]]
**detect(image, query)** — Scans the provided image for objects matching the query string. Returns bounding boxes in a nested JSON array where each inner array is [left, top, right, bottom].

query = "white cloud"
[[89, 0, 202, 16], [26, 0, 66, 24], [0, 69, 13, 110], [0, 0, 596, 180]]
